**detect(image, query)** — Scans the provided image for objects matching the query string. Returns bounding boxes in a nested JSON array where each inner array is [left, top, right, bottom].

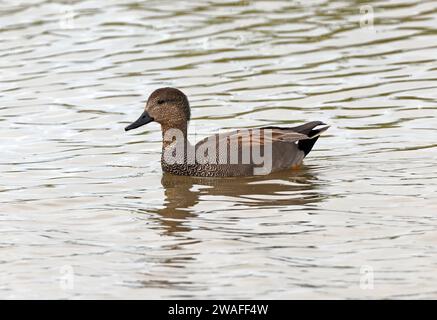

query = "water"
[[1, 0, 437, 299]]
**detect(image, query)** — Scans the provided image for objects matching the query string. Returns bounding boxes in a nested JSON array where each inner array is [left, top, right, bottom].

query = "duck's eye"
[[157, 100, 165, 105]]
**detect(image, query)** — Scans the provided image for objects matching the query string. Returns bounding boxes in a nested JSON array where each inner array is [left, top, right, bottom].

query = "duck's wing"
[[194, 122, 329, 156], [195, 127, 309, 148], [191, 128, 308, 175], [191, 122, 328, 175], [263, 121, 329, 138]]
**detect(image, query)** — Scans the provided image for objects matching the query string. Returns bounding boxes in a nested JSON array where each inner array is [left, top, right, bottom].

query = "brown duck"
[[125, 87, 329, 177]]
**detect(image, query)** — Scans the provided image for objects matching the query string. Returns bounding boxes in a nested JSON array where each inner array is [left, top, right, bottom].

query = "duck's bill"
[[125, 110, 154, 131]]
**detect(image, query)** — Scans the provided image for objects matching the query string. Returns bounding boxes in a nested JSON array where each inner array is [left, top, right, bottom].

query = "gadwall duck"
[[125, 87, 329, 177]]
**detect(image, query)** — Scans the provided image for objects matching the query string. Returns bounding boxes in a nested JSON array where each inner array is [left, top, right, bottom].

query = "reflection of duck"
[[149, 166, 325, 235]]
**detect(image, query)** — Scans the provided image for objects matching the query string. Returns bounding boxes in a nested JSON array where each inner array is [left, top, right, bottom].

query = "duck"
[[125, 87, 329, 177]]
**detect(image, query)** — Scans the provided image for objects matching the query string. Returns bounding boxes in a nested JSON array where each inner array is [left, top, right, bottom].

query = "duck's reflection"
[[148, 166, 325, 236]]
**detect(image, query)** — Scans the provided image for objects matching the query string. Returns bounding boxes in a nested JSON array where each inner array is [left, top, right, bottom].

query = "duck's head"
[[125, 87, 190, 131]]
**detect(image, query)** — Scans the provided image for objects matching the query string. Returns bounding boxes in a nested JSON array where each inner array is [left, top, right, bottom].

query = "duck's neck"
[[160, 122, 191, 173], [161, 122, 188, 149]]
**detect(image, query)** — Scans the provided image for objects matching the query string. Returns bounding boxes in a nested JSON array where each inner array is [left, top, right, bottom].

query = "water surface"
[[1, 0, 437, 299]]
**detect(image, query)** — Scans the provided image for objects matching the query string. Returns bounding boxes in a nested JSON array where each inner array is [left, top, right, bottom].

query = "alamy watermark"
[[360, 265, 374, 290], [59, 265, 74, 291], [161, 128, 296, 175], [360, 5, 375, 30], [59, 5, 76, 29]]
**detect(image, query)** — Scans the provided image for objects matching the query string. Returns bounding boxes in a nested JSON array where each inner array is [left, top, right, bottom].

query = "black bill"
[[125, 110, 154, 131]]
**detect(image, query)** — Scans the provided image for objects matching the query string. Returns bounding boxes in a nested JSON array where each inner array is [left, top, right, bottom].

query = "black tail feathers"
[[298, 136, 320, 156], [294, 122, 329, 156]]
